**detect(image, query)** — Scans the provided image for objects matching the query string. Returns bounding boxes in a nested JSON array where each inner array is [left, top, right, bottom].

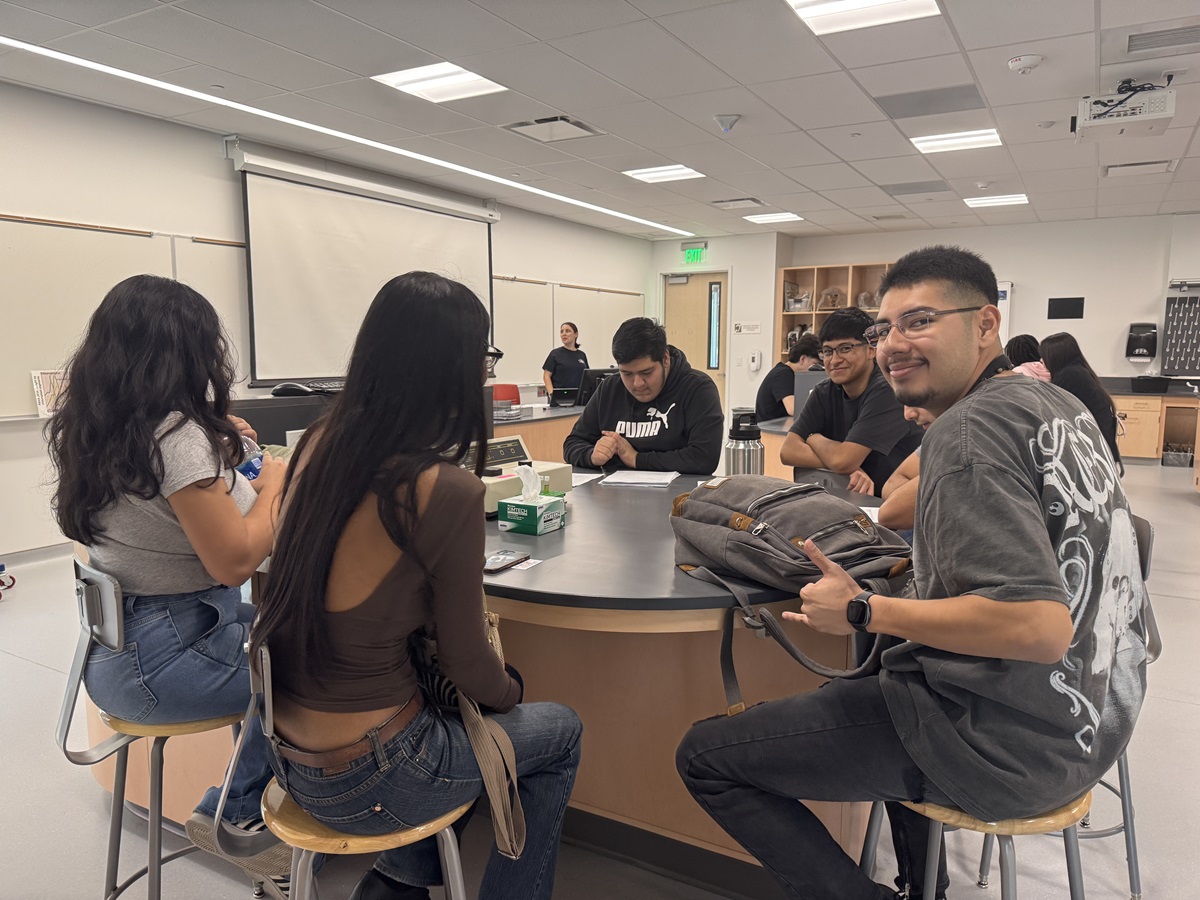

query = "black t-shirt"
[[755, 362, 795, 423], [542, 346, 589, 388], [789, 368, 923, 494]]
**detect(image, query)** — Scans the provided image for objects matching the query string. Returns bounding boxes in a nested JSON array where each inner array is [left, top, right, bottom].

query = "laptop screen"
[[792, 370, 829, 416]]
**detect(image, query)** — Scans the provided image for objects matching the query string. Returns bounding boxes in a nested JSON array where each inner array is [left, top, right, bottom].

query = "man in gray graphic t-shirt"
[[676, 246, 1147, 900]]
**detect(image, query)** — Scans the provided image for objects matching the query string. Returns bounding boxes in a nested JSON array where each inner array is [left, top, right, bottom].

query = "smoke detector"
[[1008, 55, 1043, 75]]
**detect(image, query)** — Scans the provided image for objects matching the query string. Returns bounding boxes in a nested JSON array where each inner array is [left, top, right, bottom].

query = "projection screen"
[[243, 172, 492, 382]]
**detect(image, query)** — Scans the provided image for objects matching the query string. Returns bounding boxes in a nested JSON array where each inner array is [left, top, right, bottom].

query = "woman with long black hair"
[[252, 272, 581, 900], [48, 274, 292, 893], [1040, 332, 1123, 474]]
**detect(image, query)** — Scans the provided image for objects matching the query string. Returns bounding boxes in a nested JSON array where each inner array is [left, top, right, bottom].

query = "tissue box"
[[497, 495, 565, 535]]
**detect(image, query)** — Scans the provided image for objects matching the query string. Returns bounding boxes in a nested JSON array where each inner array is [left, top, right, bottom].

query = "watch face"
[[847, 599, 869, 625]]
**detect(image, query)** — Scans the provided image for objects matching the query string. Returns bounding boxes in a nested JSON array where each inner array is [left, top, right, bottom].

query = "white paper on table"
[[859, 506, 880, 523], [599, 470, 680, 487], [511, 558, 543, 570], [571, 472, 604, 487]]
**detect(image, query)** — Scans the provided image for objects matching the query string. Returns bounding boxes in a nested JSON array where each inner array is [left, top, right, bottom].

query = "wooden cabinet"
[[775, 262, 891, 360], [1113, 395, 1162, 459]]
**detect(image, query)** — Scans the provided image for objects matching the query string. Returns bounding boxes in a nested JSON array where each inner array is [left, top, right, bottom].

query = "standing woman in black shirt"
[[1040, 332, 1123, 474], [541, 322, 589, 397]]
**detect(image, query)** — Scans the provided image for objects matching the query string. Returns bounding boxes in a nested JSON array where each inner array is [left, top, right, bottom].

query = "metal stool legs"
[[436, 827, 468, 900], [979, 833, 995, 887], [105, 743, 130, 898], [860, 800, 886, 879], [1117, 754, 1142, 900]]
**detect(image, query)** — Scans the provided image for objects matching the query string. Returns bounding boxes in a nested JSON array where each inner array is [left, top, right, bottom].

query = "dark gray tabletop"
[[1100, 377, 1200, 396], [483, 474, 881, 611], [494, 404, 583, 424], [759, 416, 793, 436]]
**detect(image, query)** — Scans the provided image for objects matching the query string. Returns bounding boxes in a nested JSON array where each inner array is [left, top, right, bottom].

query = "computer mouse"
[[271, 382, 315, 397]]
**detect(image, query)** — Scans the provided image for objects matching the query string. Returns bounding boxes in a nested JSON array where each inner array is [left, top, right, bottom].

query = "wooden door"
[[664, 273, 728, 412]]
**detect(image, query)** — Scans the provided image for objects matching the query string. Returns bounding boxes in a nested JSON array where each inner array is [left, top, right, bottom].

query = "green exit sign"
[[684, 247, 706, 264]]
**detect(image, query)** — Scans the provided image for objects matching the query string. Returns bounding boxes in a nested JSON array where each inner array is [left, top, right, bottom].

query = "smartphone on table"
[[484, 549, 531, 574]]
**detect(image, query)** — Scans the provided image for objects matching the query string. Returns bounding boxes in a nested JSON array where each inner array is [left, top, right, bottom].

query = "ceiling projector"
[[1072, 88, 1175, 143]]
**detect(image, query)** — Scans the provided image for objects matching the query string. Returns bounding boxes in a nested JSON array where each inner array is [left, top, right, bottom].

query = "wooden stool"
[[860, 793, 1091, 900], [261, 779, 474, 900]]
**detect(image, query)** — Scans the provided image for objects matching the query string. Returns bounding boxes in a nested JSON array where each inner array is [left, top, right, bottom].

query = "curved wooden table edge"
[[485, 593, 800, 633]]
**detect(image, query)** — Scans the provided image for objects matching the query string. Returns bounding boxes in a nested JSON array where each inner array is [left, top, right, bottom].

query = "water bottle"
[[724, 408, 764, 476], [235, 436, 264, 481]]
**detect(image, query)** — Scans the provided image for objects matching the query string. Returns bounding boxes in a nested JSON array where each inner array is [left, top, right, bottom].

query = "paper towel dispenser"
[[1126, 323, 1157, 361]]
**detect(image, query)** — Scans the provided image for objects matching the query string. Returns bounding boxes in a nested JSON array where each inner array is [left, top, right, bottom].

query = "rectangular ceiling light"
[[622, 164, 705, 183], [372, 62, 507, 103], [790, 0, 940, 35], [911, 129, 1002, 154], [963, 194, 1029, 208], [744, 212, 805, 223]]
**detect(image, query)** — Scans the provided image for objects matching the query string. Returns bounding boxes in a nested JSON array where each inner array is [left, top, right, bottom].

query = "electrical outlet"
[[735, 356, 744, 367]]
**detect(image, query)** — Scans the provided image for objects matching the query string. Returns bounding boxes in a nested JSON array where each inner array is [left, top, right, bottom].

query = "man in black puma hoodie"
[[563, 317, 723, 474]]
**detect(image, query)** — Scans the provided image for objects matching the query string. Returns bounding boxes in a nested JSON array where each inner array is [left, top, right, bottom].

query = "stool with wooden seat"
[[860, 793, 1091, 900], [213, 645, 473, 900], [56, 559, 246, 900]]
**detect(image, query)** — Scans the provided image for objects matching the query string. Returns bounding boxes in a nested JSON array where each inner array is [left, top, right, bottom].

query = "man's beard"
[[894, 384, 936, 409]]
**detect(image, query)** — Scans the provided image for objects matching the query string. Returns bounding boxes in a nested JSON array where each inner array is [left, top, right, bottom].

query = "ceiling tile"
[[875, 84, 986, 120], [992, 98, 1081, 144], [549, 135, 648, 162], [946, 175, 1027, 195], [974, 208, 1039, 224], [889, 187, 958, 203], [853, 54, 974, 98], [0, 1, 81, 42], [592, 178, 686, 206], [750, 71, 887, 130], [585, 102, 723, 151], [458, 45, 641, 113], [901, 199, 970, 217], [874, 218, 933, 230], [179, 0, 438, 77], [526, 158, 629, 189], [1007, 168, 1094, 192], [922, 214, 985, 228], [101, 7, 358, 91], [718, 168, 804, 195], [434, 125, 574, 166], [302, 79, 483, 134], [810, 121, 918, 161], [1160, 199, 1200, 213], [552, 19, 734, 100], [782, 162, 872, 190], [801, 208, 869, 226], [0, 0, 155, 28], [319, 143, 465, 181], [172, 105, 350, 153], [968, 33, 1097, 108], [726, 130, 838, 168], [1097, 127, 1195, 166], [819, 185, 894, 208], [472, 0, 645, 40], [442, 89, 562, 127], [252, 92, 418, 143], [657, 138, 769, 176], [852, 155, 940, 184], [317, 0, 536, 58], [590, 148, 671, 171], [944, 0, 1095, 50], [160, 65, 284, 103], [1009, 139, 1097, 171], [818, 15, 958, 69], [1100, 0, 1200, 29], [657, 0, 838, 85], [657, 86, 799, 138], [927, 145, 1018, 179], [1175, 158, 1200, 180], [46, 29, 193, 76], [854, 204, 914, 217], [757, 190, 841, 211], [824, 222, 881, 234], [894, 108, 996, 137], [1099, 182, 1171, 204], [654, 174, 744, 202], [1097, 203, 1164, 217], [1037, 207, 1096, 221], [1031, 188, 1097, 209], [1163, 180, 1200, 199]]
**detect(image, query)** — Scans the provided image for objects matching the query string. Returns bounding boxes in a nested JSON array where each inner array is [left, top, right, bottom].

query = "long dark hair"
[[1039, 332, 1116, 418], [251, 272, 491, 670], [47, 275, 240, 544]]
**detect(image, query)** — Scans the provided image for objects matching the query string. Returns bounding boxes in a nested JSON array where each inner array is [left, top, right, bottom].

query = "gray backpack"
[[670, 475, 912, 713]]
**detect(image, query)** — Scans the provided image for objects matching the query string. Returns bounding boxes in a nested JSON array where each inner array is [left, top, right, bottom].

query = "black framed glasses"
[[817, 341, 868, 360], [484, 344, 504, 378], [864, 306, 983, 347]]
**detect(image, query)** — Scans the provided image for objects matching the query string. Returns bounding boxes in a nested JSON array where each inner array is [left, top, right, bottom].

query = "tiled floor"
[[2, 461, 1195, 899]]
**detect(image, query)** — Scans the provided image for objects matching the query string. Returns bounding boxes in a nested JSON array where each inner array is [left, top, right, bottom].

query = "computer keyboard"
[[305, 379, 345, 393]]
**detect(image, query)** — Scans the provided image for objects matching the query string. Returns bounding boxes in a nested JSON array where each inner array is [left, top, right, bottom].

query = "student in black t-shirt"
[[541, 322, 589, 397], [753, 334, 824, 423], [780, 308, 923, 496]]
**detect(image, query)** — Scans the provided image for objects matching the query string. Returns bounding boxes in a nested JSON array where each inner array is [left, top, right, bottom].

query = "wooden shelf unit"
[[776, 262, 892, 360]]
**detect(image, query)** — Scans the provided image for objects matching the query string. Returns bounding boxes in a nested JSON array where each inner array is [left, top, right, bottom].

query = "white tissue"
[[516, 464, 541, 501]]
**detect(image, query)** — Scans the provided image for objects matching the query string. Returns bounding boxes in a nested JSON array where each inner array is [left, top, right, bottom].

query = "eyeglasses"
[[484, 344, 504, 378], [817, 342, 868, 360], [864, 306, 983, 347]]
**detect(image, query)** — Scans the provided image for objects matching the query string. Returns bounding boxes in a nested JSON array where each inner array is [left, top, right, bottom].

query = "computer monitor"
[[549, 387, 577, 407], [792, 370, 829, 415], [575, 368, 617, 406]]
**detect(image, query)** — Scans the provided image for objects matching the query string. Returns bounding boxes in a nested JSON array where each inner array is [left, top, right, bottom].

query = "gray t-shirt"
[[880, 376, 1147, 820], [87, 415, 257, 595]]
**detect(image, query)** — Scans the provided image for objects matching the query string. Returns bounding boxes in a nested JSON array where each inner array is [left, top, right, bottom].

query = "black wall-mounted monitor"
[[576, 368, 617, 406], [1048, 297, 1085, 319]]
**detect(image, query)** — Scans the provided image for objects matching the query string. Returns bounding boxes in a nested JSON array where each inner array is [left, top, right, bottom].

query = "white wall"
[[1169, 214, 1200, 279], [789, 217, 1179, 377]]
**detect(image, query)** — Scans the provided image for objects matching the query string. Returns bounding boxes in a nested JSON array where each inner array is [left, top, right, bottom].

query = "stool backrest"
[[491, 383, 521, 404], [56, 559, 140, 766], [1130, 513, 1162, 664]]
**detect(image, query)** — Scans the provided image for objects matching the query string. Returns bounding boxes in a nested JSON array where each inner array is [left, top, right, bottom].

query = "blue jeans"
[[83, 585, 274, 823], [270, 701, 582, 899]]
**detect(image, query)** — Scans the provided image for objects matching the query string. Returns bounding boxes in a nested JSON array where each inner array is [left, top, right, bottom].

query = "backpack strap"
[[689, 567, 891, 716]]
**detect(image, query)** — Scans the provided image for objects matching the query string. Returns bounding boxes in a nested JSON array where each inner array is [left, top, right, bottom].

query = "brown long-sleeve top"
[[272, 462, 520, 714]]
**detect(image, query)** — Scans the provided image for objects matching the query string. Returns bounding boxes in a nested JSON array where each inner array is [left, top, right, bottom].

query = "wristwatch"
[[846, 590, 875, 633]]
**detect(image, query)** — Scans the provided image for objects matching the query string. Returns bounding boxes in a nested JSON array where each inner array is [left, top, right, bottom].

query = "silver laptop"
[[792, 370, 829, 413]]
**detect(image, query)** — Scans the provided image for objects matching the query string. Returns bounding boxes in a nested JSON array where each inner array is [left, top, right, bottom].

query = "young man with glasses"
[[677, 245, 1147, 900], [779, 307, 923, 496]]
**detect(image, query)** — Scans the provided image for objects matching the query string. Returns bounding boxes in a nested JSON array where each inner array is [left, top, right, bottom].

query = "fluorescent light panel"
[[622, 164, 705, 183], [371, 62, 506, 103], [0, 34, 693, 237], [911, 129, 1002, 154], [790, 0, 940, 35], [963, 194, 1028, 208], [744, 212, 804, 224]]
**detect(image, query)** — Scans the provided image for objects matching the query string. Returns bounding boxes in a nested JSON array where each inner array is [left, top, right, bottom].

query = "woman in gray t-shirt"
[[47, 274, 291, 894]]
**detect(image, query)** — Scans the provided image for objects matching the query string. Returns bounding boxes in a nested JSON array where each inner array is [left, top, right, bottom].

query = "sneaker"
[[186, 811, 294, 880], [348, 869, 432, 900]]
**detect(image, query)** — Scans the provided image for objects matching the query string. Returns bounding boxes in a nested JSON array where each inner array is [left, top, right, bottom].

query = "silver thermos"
[[725, 408, 764, 476]]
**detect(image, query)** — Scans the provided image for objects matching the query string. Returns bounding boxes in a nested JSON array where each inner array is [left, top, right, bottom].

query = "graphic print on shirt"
[[616, 403, 677, 439], [1036, 411, 1147, 754]]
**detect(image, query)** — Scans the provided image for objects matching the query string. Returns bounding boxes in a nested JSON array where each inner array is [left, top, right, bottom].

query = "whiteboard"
[[491, 279, 554, 385], [0, 220, 173, 417], [552, 286, 645, 371], [175, 239, 252, 387]]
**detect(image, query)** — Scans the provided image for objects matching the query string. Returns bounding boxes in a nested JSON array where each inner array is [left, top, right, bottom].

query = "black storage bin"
[[1131, 376, 1170, 394]]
